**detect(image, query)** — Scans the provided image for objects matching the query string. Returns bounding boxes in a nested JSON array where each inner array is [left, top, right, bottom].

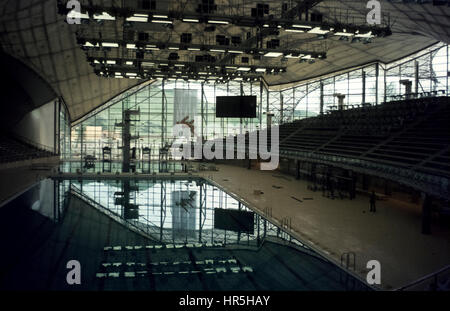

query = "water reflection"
[[0, 178, 372, 290], [71, 178, 265, 246]]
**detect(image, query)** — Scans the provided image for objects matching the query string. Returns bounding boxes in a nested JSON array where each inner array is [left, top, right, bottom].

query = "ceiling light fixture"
[[208, 20, 229, 25], [264, 52, 283, 57], [126, 14, 148, 22], [292, 24, 312, 29], [102, 42, 119, 47], [285, 29, 305, 33], [151, 19, 173, 24], [183, 18, 199, 23]]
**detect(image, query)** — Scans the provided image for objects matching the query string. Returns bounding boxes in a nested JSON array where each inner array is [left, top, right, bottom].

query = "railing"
[[387, 90, 447, 102], [280, 149, 449, 200], [395, 265, 450, 291]]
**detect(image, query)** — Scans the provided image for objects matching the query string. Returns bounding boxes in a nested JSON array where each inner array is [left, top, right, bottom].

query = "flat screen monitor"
[[216, 96, 257, 118], [214, 208, 255, 234]]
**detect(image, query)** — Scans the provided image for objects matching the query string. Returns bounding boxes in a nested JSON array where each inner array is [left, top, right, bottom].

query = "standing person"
[[370, 191, 377, 213]]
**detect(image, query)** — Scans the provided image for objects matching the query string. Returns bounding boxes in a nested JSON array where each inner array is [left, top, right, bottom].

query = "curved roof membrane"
[[0, 0, 448, 121]]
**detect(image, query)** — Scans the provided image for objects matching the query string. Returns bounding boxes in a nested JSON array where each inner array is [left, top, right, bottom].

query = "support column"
[[415, 60, 419, 96], [320, 81, 324, 115], [280, 92, 284, 124], [362, 70, 366, 105], [259, 80, 263, 128], [375, 63, 379, 105]]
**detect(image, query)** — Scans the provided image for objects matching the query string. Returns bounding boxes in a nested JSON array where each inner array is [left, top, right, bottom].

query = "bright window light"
[[168, 47, 179, 50], [255, 68, 266, 72], [126, 73, 137, 76], [264, 52, 283, 57], [229, 50, 243, 54], [210, 49, 226, 53], [187, 47, 201, 51], [126, 44, 136, 49], [125, 61, 133, 65], [153, 15, 168, 19], [106, 60, 116, 64], [237, 67, 251, 71]]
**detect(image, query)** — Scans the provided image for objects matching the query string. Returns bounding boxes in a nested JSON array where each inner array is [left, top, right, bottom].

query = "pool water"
[[0, 178, 371, 291]]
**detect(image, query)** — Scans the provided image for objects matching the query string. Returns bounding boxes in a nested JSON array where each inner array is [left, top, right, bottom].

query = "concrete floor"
[[4, 160, 449, 290], [198, 164, 450, 290]]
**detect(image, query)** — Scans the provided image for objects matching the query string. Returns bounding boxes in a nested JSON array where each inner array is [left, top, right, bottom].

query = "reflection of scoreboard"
[[171, 191, 197, 239], [214, 208, 255, 234]]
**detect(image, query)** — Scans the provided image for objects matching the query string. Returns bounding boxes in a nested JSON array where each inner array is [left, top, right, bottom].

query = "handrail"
[[395, 265, 450, 291]]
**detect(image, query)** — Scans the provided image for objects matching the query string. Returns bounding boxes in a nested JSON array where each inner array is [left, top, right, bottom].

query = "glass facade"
[[274, 44, 449, 124], [69, 80, 263, 165], [63, 43, 449, 163]]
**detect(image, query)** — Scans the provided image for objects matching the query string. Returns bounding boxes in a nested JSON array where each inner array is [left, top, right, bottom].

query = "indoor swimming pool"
[[0, 177, 372, 291]]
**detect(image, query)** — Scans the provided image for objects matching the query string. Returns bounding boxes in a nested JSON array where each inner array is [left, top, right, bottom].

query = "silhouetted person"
[[370, 191, 377, 213]]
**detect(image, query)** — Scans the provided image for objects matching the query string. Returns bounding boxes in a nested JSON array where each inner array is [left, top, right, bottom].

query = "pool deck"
[[197, 164, 450, 290], [18, 163, 450, 290]]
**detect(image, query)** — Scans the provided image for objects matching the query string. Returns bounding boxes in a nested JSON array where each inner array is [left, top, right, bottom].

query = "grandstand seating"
[[213, 96, 449, 187], [0, 135, 54, 163], [276, 97, 450, 177]]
